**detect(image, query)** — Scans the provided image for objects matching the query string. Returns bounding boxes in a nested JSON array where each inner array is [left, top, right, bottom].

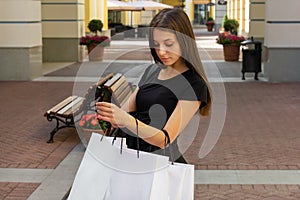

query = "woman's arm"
[[96, 100, 200, 148]]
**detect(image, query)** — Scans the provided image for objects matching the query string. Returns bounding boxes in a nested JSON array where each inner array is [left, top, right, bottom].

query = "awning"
[[127, 1, 173, 11], [108, 0, 143, 11]]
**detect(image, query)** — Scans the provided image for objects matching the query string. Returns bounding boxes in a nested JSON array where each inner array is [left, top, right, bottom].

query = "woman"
[[96, 8, 212, 163]]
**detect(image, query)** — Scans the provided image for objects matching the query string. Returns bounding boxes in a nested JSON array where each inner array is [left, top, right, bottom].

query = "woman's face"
[[153, 28, 182, 67]]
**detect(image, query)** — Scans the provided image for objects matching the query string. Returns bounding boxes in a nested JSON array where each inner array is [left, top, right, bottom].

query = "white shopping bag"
[[149, 162, 194, 200], [68, 133, 170, 200], [167, 162, 194, 200]]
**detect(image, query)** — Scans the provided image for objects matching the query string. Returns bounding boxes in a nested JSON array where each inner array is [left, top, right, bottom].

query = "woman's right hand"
[[96, 102, 132, 128]]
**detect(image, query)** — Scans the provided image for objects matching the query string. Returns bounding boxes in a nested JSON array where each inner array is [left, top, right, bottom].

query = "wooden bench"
[[44, 73, 133, 143]]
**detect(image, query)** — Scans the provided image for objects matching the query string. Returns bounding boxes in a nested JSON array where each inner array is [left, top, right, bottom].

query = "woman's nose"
[[157, 48, 167, 56]]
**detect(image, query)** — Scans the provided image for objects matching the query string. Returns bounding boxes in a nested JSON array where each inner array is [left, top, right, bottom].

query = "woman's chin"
[[161, 61, 173, 66]]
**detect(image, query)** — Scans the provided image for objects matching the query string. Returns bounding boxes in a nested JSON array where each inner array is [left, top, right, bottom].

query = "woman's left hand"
[[95, 102, 129, 128]]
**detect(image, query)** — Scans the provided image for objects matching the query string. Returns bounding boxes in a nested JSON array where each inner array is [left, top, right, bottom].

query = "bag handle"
[[162, 129, 174, 164], [109, 113, 140, 158], [135, 118, 140, 158], [112, 131, 124, 155]]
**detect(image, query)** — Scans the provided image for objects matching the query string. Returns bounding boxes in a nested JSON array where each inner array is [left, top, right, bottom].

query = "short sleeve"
[[138, 64, 159, 87], [179, 77, 208, 108]]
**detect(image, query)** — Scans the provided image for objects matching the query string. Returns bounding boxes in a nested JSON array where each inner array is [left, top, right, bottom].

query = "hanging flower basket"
[[223, 44, 241, 61]]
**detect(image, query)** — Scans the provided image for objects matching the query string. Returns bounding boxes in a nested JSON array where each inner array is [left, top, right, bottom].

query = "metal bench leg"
[[47, 117, 60, 143], [46, 115, 75, 143], [47, 128, 58, 143]]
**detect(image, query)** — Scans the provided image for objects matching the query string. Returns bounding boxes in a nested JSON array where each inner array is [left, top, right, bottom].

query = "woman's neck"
[[159, 60, 189, 80]]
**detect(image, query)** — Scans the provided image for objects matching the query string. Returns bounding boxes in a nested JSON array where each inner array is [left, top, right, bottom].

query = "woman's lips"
[[161, 57, 170, 62]]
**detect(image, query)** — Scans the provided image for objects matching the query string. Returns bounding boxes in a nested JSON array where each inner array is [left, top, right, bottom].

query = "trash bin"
[[241, 37, 262, 80]]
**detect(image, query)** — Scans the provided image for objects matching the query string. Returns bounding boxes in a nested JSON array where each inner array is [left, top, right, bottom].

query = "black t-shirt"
[[126, 64, 208, 161]]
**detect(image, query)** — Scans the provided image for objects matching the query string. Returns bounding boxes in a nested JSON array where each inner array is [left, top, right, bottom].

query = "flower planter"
[[87, 44, 104, 61], [206, 24, 214, 32], [223, 44, 241, 61]]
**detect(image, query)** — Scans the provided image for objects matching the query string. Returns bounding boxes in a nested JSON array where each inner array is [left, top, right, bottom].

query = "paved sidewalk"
[[1, 28, 300, 199]]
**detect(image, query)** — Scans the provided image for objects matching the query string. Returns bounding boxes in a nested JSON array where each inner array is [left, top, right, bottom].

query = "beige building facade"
[[0, 0, 299, 81]]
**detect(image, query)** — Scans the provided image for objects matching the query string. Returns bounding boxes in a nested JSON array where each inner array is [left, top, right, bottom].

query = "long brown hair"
[[148, 8, 212, 116]]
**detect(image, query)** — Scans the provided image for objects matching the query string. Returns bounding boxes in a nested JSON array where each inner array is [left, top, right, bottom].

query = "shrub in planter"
[[221, 14, 228, 29], [223, 19, 239, 35], [88, 19, 103, 35]]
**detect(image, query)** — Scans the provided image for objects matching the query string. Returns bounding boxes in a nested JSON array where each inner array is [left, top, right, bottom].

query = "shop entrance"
[[193, 4, 210, 25]]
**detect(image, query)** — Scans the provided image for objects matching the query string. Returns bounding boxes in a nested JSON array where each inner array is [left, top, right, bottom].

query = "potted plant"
[[217, 32, 245, 45], [80, 19, 110, 61], [217, 31, 245, 61], [88, 19, 103, 34], [223, 19, 239, 35], [206, 17, 215, 32], [219, 14, 228, 33]]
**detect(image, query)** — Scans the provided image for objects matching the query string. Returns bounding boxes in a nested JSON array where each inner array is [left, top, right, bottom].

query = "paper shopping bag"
[[68, 133, 169, 200], [149, 162, 194, 200], [168, 162, 194, 200]]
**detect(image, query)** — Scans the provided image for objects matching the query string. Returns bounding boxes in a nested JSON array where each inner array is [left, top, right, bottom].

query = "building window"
[[108, 11, 121, 24], [193, 4, 209, 25]]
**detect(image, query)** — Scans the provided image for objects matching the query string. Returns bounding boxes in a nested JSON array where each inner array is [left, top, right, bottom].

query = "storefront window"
[[108, 11, 121, 24], [193, 4, 209, 25]]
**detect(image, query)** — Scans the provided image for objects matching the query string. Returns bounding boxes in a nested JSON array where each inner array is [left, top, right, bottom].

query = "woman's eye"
[[153, 43, 159, 48], [165, 43, 173, 47]]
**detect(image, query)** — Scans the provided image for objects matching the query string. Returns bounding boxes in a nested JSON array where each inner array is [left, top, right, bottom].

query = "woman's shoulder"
[[138, 63, 160, 86], [145, 63, 160, 75], [183, 69, 206, 85]]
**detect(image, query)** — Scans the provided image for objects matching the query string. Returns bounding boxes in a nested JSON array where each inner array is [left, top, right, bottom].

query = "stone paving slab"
[[0, 169, 53, 183], [195, 184, 300, 199], [195, 170, 300, 184]]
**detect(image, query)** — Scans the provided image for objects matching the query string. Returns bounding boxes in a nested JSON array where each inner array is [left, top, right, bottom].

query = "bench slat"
[[62, 97, 85, 117], [57, 96, 83, 116], [104, 73, 122, 88], [112, 78, 129, 98], [114, 84, 132, 106], [45, 96, 77, 116], [120, 91, 132, 107], [96, 73, 113, 87], [110, 75, 126, 92]]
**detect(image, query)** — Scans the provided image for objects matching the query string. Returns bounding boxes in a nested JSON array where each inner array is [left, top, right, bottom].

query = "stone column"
[[0, 0, 42, 80], [42, 0, 85, 62], [264, 0, 300, 82], [247, 0, 266, 63], [249, 0, 265, 38], [215, 1, 227, 32]]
